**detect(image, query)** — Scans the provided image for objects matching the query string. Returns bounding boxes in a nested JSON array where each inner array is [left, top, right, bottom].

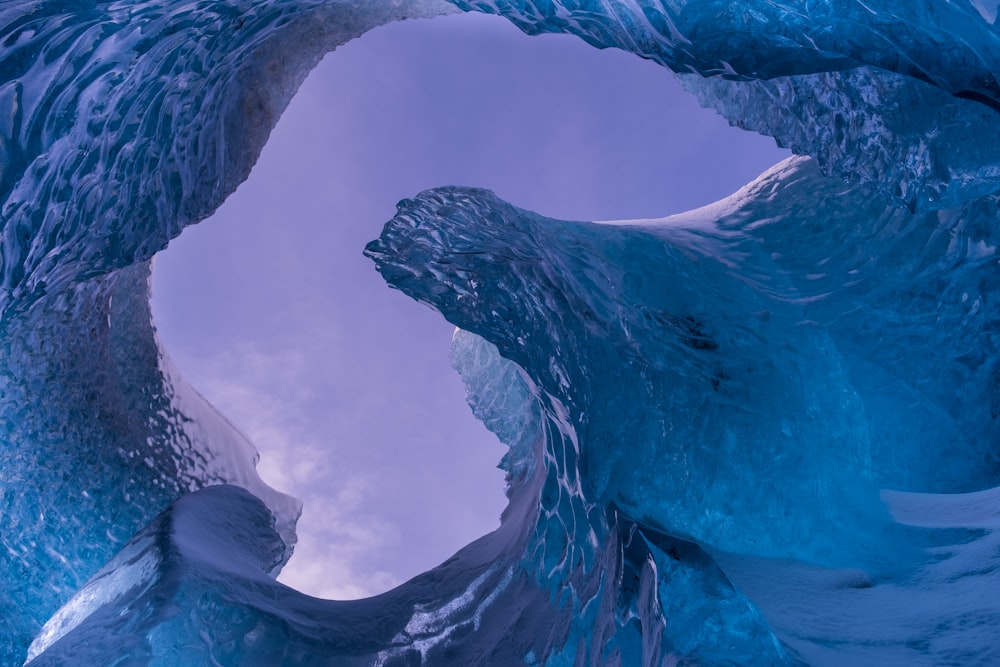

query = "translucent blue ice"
[[5, 0, 1000, 665], [368, 158, 1000, 664], [0, 0, 453, 661]]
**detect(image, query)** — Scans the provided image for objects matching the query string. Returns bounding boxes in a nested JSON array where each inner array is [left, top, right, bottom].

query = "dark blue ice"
[[5, 1, 1000, 665]]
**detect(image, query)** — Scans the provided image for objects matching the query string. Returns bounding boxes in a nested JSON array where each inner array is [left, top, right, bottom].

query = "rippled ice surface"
[[5, 0, 1000, 665]]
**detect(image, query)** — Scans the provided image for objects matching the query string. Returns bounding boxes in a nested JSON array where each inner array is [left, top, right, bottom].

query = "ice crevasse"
[[3, 0, 1000, 665]]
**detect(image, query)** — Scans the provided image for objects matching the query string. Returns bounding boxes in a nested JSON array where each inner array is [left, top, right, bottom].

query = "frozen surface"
[[4, 0, 1000, 665], [0, 0, 453, 661]]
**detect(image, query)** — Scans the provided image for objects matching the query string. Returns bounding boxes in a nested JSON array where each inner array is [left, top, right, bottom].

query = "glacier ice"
[[5, 0, 1000, 665], [0, 0, 454, 661]]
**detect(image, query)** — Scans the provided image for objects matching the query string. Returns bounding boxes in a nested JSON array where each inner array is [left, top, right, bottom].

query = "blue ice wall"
[[5, 0, 1000, 665], [0, 0, 453, 661], [365, 155, 1000, 556], [0, 260, 300, 664]]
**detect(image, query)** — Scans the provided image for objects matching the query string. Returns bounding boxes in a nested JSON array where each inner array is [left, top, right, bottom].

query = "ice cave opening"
[[150, 11, 789, 601], [13, 1, 1000, 664]]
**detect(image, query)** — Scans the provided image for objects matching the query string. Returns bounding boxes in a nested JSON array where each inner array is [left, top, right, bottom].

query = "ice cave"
[[3, 0, 1000, 665]]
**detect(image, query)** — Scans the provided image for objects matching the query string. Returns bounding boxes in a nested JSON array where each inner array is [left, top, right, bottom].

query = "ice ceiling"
[[4, 0, 1000, 665]]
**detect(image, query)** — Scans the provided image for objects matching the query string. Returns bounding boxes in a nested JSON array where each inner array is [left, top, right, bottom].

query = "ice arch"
[[0, 1, 457, 660], [4, 1, 1000, 665], [150, 9, 787, 602]]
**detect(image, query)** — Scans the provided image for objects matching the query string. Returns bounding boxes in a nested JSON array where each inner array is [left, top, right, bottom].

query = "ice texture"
[[368, 159, 1000, 664], [0, 259, 300, 664], [6, 0, 1000, 665], [0, 0, 453, 662]]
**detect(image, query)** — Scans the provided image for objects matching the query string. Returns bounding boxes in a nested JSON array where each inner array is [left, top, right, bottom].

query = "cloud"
[[172, 337, 403, 599]]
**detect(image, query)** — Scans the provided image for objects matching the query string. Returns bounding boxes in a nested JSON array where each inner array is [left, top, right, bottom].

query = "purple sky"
[[151, 12, 790, 599]]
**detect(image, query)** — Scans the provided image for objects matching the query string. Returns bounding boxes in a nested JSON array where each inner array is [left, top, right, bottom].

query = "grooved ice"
[[4, 1, 1000, 665]]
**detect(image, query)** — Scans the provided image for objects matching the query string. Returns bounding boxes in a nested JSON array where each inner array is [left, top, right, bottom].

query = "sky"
[[150, 11, 791, 600]]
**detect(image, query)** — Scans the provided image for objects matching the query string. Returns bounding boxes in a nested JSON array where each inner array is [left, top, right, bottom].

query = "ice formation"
[[5, 0, 1000, 665]]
